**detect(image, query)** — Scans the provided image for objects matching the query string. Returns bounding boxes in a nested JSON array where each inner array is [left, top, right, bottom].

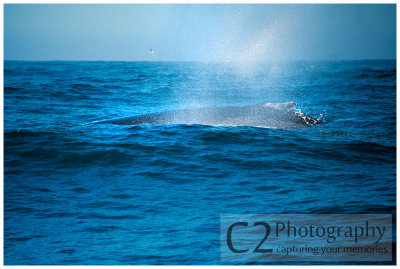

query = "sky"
[[4, 4, 396, 61]]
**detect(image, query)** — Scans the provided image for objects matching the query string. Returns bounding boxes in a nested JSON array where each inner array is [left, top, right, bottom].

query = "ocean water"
[[4, 60, 396, 265]]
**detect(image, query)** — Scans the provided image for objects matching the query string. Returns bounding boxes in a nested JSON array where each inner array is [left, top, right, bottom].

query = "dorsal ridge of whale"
[[92, 102, 322, 129]]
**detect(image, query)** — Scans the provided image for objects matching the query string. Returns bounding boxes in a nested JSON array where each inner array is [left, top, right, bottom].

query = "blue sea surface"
[[4, 60, 396, 264]]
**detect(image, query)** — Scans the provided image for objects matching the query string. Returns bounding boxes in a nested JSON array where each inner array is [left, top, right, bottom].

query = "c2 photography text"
[[221, 214, 392, 262]]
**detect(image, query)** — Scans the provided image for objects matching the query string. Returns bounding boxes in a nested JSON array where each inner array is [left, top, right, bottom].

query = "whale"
[[93, 102, 322, 129]]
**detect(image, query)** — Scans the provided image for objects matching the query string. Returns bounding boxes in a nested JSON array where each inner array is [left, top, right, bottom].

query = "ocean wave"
[[4, 60, 396, 265], [5, 129, 60, 138], [358, 69, 396, 79], [4, 86, 23, 92]]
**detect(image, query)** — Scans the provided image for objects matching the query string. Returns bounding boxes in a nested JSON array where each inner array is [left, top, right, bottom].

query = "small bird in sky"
[[149, 49, 155, 54]]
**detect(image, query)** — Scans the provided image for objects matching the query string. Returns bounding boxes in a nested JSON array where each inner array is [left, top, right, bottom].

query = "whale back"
[[93, 102, 322, 129]]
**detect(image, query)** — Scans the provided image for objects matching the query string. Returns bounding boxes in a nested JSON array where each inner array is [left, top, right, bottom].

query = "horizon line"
[[4, 58, 396, 62]]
